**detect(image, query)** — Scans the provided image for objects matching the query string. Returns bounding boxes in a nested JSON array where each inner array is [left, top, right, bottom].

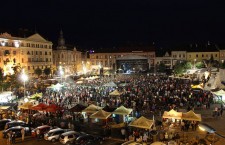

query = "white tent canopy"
[[103, 82, 117, 87]]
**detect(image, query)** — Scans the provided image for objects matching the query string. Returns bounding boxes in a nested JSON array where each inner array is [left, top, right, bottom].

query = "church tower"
[[57, 30, 67, 50]]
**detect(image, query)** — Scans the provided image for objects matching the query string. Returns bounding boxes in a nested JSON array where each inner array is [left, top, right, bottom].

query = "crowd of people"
[[4, 73, 223, 144]]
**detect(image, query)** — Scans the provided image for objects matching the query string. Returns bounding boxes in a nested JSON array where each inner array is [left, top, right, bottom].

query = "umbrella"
[[31, 103, 48, 111], [18, 102, 34, 110], [45, 104, 60, 112]]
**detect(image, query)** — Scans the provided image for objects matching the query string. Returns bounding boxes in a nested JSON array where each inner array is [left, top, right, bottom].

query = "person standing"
[[21, 128, 25, 142]]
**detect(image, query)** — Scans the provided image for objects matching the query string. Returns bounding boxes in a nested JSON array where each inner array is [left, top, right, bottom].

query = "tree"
[[34, 68, 42, 77], [157, 62, 166, 72], [43, 67, 51, 77], [195, 61, 204, 69]]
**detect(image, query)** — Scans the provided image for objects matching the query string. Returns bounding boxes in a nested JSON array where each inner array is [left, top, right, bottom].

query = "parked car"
[[2, 126, 31, 138], [0, 119, 11, 130], [5, 120, 26, 130], [31, 125, 51, 138], [73, 134, 104, 145], [59, 131, 83, 144], [44, 128, 71, 142]]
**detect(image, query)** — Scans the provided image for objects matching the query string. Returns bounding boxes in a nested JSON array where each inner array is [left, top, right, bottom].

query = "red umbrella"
[[31, 103, 48, 111], [45, 104, 60, 112]]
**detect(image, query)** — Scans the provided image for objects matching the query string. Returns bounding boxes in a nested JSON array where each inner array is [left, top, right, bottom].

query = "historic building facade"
[[52, 30, 82, 75], [89, 50, 155, 73], [0, 32, 53, 76]]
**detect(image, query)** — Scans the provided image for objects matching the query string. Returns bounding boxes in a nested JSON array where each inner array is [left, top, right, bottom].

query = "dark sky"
[[1, 0, 225, 49]]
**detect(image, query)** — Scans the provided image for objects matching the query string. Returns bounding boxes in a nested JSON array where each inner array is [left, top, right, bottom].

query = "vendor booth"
[[181, 110, 202, 121], [90, 109, 111, 124], [162, 109, 182, 120], [112, 105, 133, 123], [109, 89, 122, 96], [129, 116, 154, 129]]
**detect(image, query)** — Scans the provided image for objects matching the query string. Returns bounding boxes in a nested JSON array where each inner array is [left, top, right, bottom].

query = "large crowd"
[[3, 73, 224, 145]]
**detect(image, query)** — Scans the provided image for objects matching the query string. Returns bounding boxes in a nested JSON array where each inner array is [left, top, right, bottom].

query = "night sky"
[[1, 0, 225, 49]]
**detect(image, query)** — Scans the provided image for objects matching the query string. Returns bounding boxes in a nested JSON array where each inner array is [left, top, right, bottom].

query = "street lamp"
[[194, 59, 197, 69], [21, 69, 28, 98], [59, 66, 64, 84]]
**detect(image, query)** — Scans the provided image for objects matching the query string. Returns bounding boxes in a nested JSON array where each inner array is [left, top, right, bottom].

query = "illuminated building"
[[53, 30, 82, 75], [0, 32, 53, 76], [88, 46, 155, 74]]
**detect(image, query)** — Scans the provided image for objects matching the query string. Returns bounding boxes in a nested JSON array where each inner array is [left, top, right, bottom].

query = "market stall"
[[162, 109, 182, 120], [181, 110, 202, 121], [129, 116, 154, 129]]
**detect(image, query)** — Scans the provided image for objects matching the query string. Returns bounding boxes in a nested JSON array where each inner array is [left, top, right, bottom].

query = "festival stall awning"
[[112, 105, 133, 115], [103, 82, 117, 87], [90, 109, 111, 119], [211, 89, 225, 101], [18, 102, 34, 110], [182, 110, 202, 121], [129, 116, 154, 129], [28, 93, 43, 99], [191, 83, 203, 89], [31, 103, 48, 111], [82, 104, 102, 114], [162, 109, 182, 120], [109, 89, 122, 96], [0, 106, 11, 110], [103, 105, 116, 112], [69, 104, 86, 112], [151, 142, 166, 145], [109, 122, 126, 128]]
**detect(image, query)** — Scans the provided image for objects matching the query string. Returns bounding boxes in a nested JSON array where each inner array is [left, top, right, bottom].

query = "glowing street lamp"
[[59, 66, 64, 84], [194, 59, 197, 69], [21, 69, 28, 97]]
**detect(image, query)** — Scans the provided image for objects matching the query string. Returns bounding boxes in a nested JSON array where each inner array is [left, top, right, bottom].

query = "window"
[[28, 58, 31, 62], [49, 52, 51, 55], [28, 66, 30, 70], [27, 51, 30, 55], [13, 51, 16, 55], [189, 55, 191, 58], [31, 44, 35, 47], [40, 51, 42, 55], [215, 54, 218, 57], [27, 43, 30, 47], [202, 54, 204, 57], [46, 58, 48, 62], [45, 52, 47, 55], [183, 54, 185, 58], [22, 58, 24, 63], [36, 51, 38, 55], [96, 56, 98, 59], [196, 54, 198, 57]]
